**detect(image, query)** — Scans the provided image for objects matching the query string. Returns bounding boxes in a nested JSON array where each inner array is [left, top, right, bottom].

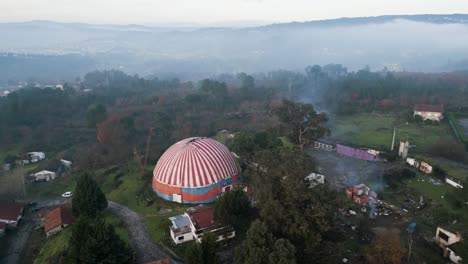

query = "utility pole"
[[408, 234, 413, 262], [21, 163, 26, 199], [391, 126, 396, 151]]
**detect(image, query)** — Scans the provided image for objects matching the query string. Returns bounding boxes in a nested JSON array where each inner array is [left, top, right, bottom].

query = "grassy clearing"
[[34, 228, 71, 264], [406, 175, 450, 207], [331, 113, 456, 152], [97, 165, 189, 241], [413, 154, 467, 181], [26, 174, 77, 200]]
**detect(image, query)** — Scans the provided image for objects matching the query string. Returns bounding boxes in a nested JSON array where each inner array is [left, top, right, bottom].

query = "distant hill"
[[260, 14, 468, 28], [1, 14, 468, 81]]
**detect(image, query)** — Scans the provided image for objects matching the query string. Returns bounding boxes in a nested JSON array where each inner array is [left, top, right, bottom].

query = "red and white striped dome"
[[153, 137, 240, 188]]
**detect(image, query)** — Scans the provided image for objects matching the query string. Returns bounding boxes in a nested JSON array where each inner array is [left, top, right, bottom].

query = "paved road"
[[1, 199, 180, 264], [1, 212, 34, 264], [107, 201, 181, 264]]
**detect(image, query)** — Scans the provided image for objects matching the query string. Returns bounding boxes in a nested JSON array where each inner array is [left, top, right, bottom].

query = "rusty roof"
[[414, 104, 444, 113], [44, 205, 74, 233], [188, 206, 216, 229], [0, 201, 24, 222]]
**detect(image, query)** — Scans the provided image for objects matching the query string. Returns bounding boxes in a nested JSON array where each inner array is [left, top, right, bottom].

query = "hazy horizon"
[[1, 0, 468, 26]]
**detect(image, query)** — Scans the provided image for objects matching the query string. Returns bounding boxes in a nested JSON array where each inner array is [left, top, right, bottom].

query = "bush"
[[432, 165, 447, 181], [428, 139, 467, 163]]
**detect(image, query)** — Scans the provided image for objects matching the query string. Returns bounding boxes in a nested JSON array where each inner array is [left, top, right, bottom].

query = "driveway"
[[107, 201, 181, 264]]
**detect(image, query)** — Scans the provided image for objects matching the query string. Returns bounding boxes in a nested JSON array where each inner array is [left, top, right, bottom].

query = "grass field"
[[330, 113, 456, 152], [97, 165, 190, 242]]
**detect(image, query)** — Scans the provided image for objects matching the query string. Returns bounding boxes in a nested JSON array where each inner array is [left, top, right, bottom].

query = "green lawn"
[[406, 175, 450, 207], [331, 113, 456, 152], [34, 228, 71, 264]]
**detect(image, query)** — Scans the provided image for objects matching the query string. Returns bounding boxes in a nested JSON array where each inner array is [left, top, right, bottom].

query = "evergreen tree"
[[72, 173, 108, 218], [67, 216, 133, 264], [214, 188, 251, 232], [235, 220, 296, 264], [185, 232, 218, 264]]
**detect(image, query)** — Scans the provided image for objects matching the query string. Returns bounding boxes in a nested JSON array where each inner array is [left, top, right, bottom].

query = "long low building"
[[0, 201, 24, 228]]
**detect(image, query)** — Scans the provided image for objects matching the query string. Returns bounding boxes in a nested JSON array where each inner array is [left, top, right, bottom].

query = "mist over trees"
[[2, 15, 468, 83]]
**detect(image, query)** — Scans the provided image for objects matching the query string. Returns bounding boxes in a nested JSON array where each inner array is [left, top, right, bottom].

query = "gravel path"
[[107, 201, 181, 264]]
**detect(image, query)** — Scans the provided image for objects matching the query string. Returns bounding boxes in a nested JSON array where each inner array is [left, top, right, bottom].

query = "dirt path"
[[107, 201, 181, 264]]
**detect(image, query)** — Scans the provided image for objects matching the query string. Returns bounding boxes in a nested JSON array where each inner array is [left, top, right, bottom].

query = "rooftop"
[[169, 214, 191, 229], [44, 205, 74, 233], [414, 104, 444, 113], [0, 201, 24, 221], [188, 206, 216, 230]]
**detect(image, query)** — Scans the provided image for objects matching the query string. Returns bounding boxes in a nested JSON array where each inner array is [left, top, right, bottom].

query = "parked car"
[[62, 191, 73, 198]]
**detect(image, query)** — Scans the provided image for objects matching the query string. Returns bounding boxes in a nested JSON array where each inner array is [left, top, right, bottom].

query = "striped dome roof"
[[153, 137, 240, 188]]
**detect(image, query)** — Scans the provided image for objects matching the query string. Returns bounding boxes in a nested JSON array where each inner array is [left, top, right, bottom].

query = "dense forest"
[[2, 67, 468, 168]]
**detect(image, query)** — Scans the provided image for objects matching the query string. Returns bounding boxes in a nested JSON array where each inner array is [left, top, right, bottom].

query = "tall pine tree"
[[72, 173, 108, 218], [67, 216, 133, 263]]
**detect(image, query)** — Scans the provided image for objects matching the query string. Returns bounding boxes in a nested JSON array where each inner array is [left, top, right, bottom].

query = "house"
[[0, 201, 24, 228], [32, 170, 56, 182], [187, 206, 235, 243], [398, 140, 409, 159], [314, 140, 336, 151], [35, 207, 49, 229], [44, 205, 74, 237], [305, 173, 325, 188], [414, 104, 444, 121], [169, 214, 193, 245], [27, 152, 45, 163], [445, 178, 464, 189], [435, 227, 463, 264], [168, 206, 235, 245]]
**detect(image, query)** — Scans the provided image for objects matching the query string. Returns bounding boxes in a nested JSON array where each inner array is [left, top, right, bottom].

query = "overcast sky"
[[1, 0, 468, 26]]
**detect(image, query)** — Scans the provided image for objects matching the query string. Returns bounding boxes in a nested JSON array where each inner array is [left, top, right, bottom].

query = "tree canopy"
[[185, 232, 218, 264], [235, 220, 296, 264], [72, 173, 108, 218], [67, 216, 133, 264], [274, 100, 329, 150], [247, 147, 340, 262], [214, 188, 251, 232]]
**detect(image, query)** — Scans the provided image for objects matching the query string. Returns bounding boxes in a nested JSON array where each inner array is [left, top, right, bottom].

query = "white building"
[[169, 206, 235, 245], [32, 170, 56, 182], [398, 140, 409, 159], [414, 104, 444, 121], [445, 178, 464, 189], [27, 152, 45, 163], [435, 227, 463, 264]]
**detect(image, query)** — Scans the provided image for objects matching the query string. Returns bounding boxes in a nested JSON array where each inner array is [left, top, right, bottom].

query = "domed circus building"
[[152, 137, 240, 204]]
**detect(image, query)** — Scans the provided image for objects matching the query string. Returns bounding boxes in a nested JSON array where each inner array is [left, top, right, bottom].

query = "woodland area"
[[1, 67, 468, 263]]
